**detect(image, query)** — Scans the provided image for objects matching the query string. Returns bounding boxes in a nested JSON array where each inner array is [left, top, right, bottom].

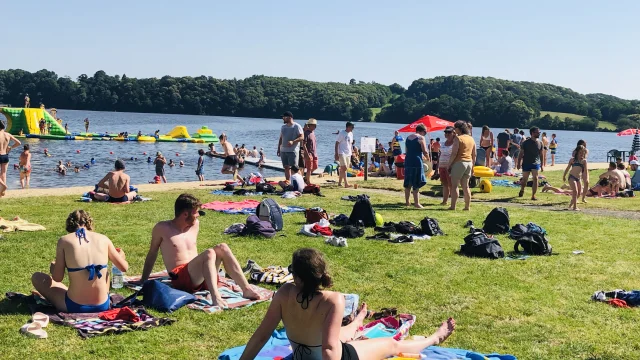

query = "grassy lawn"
[[1, 185, 639, 359], [362, 169, 640, 212], [598, 121, 617, 131], [539, 111, 586, 121]]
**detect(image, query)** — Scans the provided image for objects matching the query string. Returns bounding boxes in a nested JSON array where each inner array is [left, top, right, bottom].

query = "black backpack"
[[460, 230, 504, 259], [255, 198, 283, 231], [333, 225, 365, 238], [483, 207, 510, 234], [510, 224, 552, 256], [256, 183, 275, 193], [349, 195, 376, 227], [420, 217, 444, 236]]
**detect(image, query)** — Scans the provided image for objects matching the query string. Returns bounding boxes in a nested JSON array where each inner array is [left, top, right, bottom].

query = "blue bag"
[[117, 279, 196, 313]]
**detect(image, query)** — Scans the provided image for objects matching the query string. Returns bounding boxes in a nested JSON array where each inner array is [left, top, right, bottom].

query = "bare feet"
[[353, 303, 368, 327], [518, 189, 524, 197], [431, 318, 456, 345], [413, 204, 424, 209], [439, 202, 448, 206], [447, 206, 455, 211], [581, 199, 587, 203], [531, 197, 537, 201], [462, 207, 470, 211], [344, 184, 353, 188], [406, 201, 411, 207], [542, 184, 550, 193], [242, 287, 262, 301]]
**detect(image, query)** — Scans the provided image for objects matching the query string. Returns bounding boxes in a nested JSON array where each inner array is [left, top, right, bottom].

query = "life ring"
[[480, 179, 492, 193]]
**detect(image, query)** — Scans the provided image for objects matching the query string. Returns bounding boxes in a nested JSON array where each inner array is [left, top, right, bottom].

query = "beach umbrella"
[[632, 133, 640, 154], [616, 128, 640, 136], [397, 115, 454, 133]]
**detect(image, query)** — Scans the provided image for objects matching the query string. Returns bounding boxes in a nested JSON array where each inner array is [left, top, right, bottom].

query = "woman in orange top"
[[448, 121, 476, 211]]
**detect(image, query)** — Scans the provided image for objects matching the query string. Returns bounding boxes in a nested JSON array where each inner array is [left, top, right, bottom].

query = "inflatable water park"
[[0, 107, 219, 143]]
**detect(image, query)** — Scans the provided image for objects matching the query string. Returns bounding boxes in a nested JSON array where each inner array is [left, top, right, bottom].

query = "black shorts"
[[155, 168, 165, 177], [0, 154, 8, 164], [107, 195, 128, 203], [342, 342, 359, 360], [224, 155, 238, 166], [431, 152, 439, 162]]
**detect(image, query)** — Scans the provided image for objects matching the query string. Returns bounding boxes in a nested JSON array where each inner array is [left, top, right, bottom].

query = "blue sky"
[[3, 0, 639, 99]]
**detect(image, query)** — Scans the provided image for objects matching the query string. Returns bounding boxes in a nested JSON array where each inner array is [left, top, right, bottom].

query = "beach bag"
[[349, 195, 376, 227], [514, 232, 552, 255], [256, 183, 275, 193], [483, 207, 510, 234], [420, 217, 444, 236], [460, 230, 504, 259], [303, 184, 321, 194], [242, 215, 276, 238], [117, 280, 195, 313], [333, 225, 365, 238], [305, 207, 328, 224], [395, 221, 421, 235], [256, 198, 283, 231]]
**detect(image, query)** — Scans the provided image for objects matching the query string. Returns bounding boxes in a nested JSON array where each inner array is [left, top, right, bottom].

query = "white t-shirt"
[[336, 130, 353, 156], [290, 173, 305, 192]]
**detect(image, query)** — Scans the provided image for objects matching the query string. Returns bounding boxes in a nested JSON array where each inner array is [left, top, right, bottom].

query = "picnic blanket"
[[202, 200, 262, 211], [0, 217, 46, 232], [5, 292, 174, 339], [124, 271, 273, 313], [218, 328, 517, 360]]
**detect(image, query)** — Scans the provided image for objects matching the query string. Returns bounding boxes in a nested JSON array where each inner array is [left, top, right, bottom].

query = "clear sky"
[[3, 0, 639, 99]]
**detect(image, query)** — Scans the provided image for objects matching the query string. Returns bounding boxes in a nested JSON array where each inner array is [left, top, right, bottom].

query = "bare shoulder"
[[322, 290, 344, 306], [153, 220, 171, 232]]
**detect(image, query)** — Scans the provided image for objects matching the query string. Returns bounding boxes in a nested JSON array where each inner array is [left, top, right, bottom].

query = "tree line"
[[0, 69, 391, 122], [1, 70, 639, 131]]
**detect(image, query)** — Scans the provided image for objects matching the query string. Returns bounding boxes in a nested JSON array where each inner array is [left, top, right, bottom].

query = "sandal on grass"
[[32, 312, 49, 328], [20, 322, 48, 339]]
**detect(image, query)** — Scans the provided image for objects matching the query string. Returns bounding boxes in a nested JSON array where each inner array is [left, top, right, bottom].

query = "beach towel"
[[124, 271, 273, 313], [0, 217, 46, 232], [491, 179, 520, 188], [202, 200, 262, 211], [5, 292, 174, 339], [218, 328, 517, 360], [220, 206, 306, 215]]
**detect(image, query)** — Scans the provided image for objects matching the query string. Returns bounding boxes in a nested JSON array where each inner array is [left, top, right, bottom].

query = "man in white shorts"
[[335, 122, 355, 188]]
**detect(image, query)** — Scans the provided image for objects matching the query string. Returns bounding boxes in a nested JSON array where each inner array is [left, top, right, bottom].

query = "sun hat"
[[630, 160, 639, 165], [307, 118, 317, 125]]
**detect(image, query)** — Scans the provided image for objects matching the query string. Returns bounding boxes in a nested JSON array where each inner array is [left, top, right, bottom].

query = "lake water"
[[5, 109, 633, 189]]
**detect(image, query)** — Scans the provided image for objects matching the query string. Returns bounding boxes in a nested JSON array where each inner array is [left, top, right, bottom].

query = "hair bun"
[[320, 273, 333, 288]]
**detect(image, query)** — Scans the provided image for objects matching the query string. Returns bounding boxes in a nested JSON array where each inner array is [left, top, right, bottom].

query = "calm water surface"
[[6, 109, 633, 189]]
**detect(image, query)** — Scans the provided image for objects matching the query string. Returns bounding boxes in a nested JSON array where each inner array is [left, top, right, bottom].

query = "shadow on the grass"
[[0, 298, 32, 315]]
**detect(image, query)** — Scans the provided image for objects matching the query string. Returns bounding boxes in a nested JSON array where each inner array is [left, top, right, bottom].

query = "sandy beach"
[[1, 162, 613, 199]]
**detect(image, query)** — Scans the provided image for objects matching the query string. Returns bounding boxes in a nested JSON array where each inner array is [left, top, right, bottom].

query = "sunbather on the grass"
[[542, 178, 614, 197], [239, 248, 455, 360], [92, 160, 137, 203], [31, 210, 128, 312], [140, 193, 262, 308]]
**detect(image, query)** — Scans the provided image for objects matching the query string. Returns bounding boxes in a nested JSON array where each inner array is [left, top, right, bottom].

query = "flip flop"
[[20, 322, 48, 339], [32, 312, 49, 328]]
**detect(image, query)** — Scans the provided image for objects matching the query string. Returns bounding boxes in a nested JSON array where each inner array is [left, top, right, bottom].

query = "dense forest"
[[1, 69, 639, 131]]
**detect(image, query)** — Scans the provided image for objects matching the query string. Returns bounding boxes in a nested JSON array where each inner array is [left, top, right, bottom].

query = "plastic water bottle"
[[112, 265, 123, 289], [218, 268, 226, 279]]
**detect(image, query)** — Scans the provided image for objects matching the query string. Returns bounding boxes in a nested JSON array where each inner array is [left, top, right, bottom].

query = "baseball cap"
[[630, 160, 639, 165], [282, 111, 293, 118], [346, 121, 355, 128]]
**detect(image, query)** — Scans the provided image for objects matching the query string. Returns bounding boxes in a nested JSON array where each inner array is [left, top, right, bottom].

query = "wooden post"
[[364, 152, 368, 181]]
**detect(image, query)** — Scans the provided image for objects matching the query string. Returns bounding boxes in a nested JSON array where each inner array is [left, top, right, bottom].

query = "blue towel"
[[491, 179, 519, 187]]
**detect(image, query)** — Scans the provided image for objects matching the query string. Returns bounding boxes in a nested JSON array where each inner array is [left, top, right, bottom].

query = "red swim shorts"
[[305, 155, 318, 171], [169, 263, 210, 292]]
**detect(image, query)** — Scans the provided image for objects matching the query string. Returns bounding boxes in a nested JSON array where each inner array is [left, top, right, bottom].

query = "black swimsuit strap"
[[289, 339, 321, 360]]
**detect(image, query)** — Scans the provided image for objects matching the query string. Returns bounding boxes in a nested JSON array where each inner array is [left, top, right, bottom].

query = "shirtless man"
[[140, 194, 261, 307], [0, 121, 21, 196], [599, 162, 626, 192], [19, 144, 32, 189], [220, 134, 244, 183], [92, 160, 137, 203]]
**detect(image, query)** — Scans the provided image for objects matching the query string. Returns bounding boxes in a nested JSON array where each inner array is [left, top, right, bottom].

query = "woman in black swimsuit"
[[240, 248, 456, 360]]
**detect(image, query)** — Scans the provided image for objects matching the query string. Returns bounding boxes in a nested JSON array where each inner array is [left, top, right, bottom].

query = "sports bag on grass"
[[349, 195, 376, 227], [256, 198, 283, 231], [116, 279, 195, 313], [483, 207, 510, 234], [305, 207, 329, 224], [510, 223, 552, 255], [420, 217, 444, 236], [460, 230, 504, 259]]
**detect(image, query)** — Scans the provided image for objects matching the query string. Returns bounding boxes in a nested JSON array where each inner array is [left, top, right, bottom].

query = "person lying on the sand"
[[140, 194, 262, 307], [92, 160, 137, 203], [31, 210, 128, 312], [239, 248, 455, 360]]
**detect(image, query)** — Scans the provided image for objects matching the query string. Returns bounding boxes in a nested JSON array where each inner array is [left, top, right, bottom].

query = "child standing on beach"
[[19, 145, 31, 189], [563, 145, 588, 211], [196, 149, 205, 182]]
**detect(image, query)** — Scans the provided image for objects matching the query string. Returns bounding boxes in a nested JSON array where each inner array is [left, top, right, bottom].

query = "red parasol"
[[616, 129, 640, 136], [397, 115, 454, 133]]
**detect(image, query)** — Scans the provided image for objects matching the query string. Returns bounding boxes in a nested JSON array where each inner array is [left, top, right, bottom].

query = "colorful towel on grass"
[[5, 292, 174, 339], [221, 206, 306, 215], [202, 200, 262, 211], [124, 271, 273, 313], [217, 328, 517, 360], [491, 179, 520, 188], [211, 190, 264, 196]]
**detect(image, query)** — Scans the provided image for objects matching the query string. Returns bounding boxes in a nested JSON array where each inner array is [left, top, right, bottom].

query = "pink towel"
[[201, 200, 261, 211]]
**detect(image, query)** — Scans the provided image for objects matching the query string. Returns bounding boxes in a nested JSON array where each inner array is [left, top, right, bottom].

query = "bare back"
[[279, 283, 341, 346], [0, 131, 13, 155], [222, 142, 235, 156], [19, 151, 31, 166], [107, 171, 129, 197], [59, 231, 111, 304], [155, 220, 200, 270]]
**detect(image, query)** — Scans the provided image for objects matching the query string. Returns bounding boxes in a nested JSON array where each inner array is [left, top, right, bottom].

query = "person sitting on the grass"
[[31, 210, 128, 312], [92, 160, 137, 203], [279, 165, 305, 192], [140, 194, 262, 307], [239, 248, 455, 360], [494, 149, 513, 174], [630, 160, 640, 188], [599, 162, 626, 192], [618, 162, 631, 190]]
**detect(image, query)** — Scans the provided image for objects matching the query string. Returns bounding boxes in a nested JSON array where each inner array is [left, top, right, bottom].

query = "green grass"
[[1, 187, 640, 359], [370, 107, 383, 120], [598, 121, 617, 131], [539, 111, 586, 121]]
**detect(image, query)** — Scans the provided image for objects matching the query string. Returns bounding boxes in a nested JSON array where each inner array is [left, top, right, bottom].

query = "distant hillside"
[[376, 75, 640, 131]]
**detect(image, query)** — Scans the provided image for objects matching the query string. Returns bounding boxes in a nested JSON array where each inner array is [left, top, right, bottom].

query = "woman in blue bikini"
[[240, 248, 455, 360], [31, 210, 128, 312], [563, 145, 588, 211]]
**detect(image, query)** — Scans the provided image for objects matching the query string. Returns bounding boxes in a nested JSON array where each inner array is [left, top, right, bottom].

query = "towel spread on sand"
[[5, 292, 174, 339], [0, 217, 46, 232], [124, 271, 273, 314]]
